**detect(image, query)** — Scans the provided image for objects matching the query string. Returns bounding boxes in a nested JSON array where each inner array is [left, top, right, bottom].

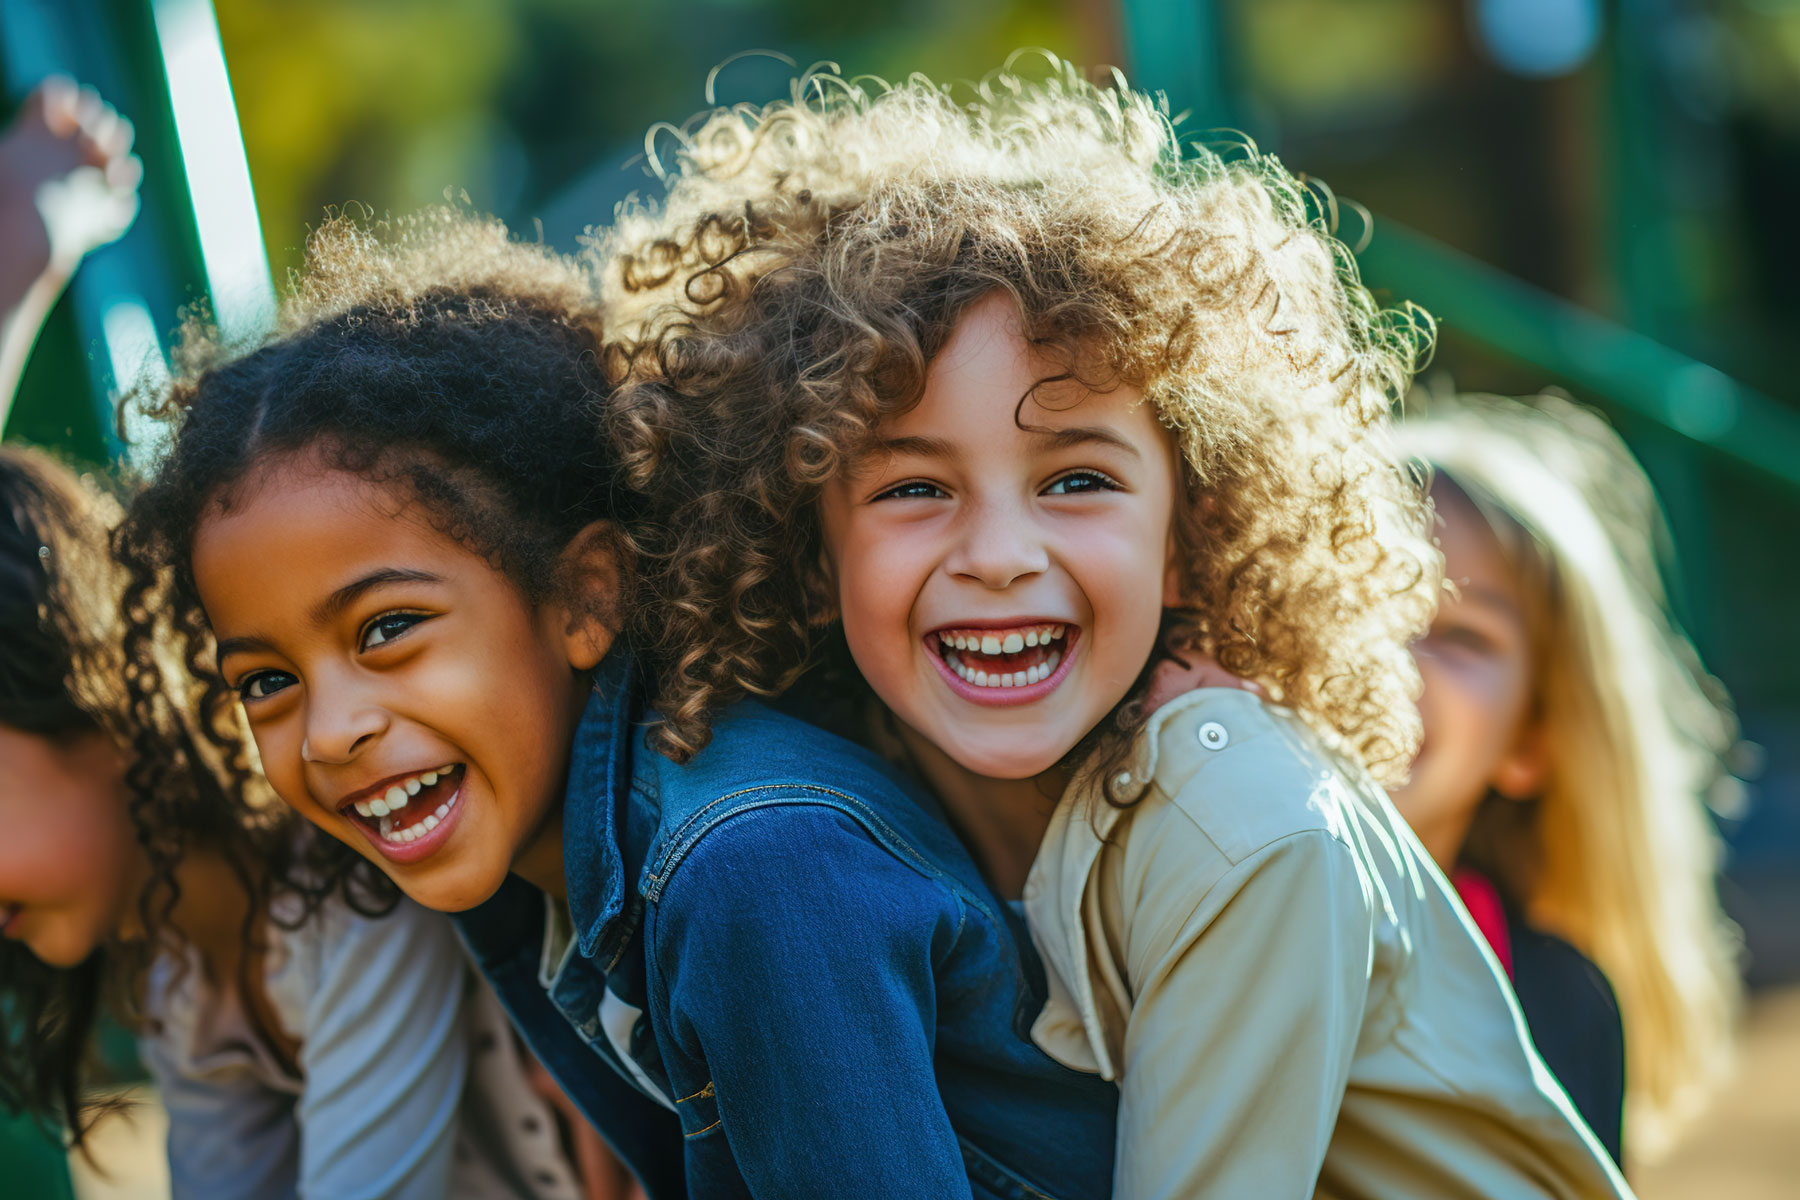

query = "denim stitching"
[[655, 784, 933, 876], [684, 1118, 721, 1139], [643, 788, 943, 901], [676, 1081, 715, 1105]]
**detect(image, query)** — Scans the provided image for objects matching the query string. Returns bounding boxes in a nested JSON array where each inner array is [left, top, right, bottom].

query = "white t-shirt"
[[140, 890, 584, 1200]]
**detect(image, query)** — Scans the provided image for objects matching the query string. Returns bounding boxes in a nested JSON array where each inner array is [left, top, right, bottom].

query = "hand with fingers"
[[1142, 645, 1264, 715], [1, 75, 142, 282], [1, 75, 144, 425]]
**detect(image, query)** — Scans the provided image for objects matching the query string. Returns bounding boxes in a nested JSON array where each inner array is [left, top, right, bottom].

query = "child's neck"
[[512, 808, 568, 903], [892, 721, 1063, 901], [166, 848, 254, 968]]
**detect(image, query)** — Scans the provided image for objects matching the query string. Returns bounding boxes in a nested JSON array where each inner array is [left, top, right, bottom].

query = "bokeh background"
[[3, 1, 1797, 1195]]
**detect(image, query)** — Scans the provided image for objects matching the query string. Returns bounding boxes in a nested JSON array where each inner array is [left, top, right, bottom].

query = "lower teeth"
[[945, 648, 1062, 689], [379, 787, 459, 844]]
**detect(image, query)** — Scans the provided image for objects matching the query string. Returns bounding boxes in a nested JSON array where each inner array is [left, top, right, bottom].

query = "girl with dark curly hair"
[[599, 59, 1634, 1199], [0, 443, 598, 1199]]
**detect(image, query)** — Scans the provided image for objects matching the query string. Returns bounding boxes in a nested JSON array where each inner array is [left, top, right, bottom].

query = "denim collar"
[[560, 646, 642, 962]]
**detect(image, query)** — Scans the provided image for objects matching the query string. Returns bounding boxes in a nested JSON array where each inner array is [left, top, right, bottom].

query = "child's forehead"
[[196, 449, 470, 579], [878, 366, 1160, 439], [208, 442, 432, 521]]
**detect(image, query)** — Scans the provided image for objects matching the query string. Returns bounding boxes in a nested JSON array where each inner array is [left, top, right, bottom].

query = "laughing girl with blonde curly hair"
[[604, 59, 1633, 1198]]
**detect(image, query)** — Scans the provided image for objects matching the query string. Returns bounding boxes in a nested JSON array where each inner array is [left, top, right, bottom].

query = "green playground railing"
[[1120, 0, 1800, 494], [0, 0, 270, 464]]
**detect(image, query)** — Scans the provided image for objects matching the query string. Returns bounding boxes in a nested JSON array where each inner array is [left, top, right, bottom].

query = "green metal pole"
[[1118, 0, 1234, 125], [1602, 0, 1720, 641], [1359, 218, 1800, 494]]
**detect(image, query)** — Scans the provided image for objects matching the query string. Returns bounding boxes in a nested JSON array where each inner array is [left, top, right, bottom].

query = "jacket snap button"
[[1197, 721, 1229, 750]]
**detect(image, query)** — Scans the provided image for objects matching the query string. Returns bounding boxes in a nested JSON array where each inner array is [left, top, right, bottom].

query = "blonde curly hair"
[[602, 58, 1438, 782]]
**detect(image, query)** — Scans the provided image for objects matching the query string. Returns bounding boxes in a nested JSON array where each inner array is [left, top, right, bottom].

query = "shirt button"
[[1197, 721, 1229, 750]]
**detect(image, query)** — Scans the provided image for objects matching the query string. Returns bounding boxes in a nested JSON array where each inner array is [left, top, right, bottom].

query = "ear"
[[1162, 524, 1186, 608], [1492, 718, 1550, 800], [808, 544, 842, 628], [553, 521, 623, 671]]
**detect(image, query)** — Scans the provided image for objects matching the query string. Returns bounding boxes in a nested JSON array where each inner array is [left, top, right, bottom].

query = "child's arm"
[[286, 896, 471, 1199], [647, 804, 977, 1200], [138, 1034, 302, 1199], [0, 77, 140, 425], [1094, 696, 1381, 1200], [1111, 823, 1374, 1199]]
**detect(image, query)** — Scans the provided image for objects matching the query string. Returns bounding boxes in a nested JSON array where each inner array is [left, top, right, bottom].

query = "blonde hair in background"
[[1398, 391, 1743, 1159]]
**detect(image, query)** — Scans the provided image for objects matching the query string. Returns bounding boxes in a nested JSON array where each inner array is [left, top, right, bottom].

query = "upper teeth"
[[354, 765, 456, 819], [939, 624, 1066, 653]]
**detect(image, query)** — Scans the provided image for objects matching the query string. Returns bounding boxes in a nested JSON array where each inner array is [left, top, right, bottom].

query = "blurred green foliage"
[[214, 0, 1081, 272]]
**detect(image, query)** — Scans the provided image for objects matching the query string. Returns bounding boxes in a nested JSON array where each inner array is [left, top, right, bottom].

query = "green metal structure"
[[1, 0, 270, 465], [1121, 0, 1800, 493]]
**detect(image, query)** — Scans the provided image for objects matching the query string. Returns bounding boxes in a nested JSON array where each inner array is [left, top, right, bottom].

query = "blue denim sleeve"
[[646, 803, 975, 1199]]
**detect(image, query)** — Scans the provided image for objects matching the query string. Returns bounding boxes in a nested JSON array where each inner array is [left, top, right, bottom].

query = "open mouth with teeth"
[[927, 622, 1073, 697], [340, 764, 465, 850]]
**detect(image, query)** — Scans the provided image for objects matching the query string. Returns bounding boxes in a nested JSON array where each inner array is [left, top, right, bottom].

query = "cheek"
[[1416, 649, 1532, 755], [834, 527, 929, 652], [0, 764, 135, 952], [1072, 514, 1171, 650], [246, 716, 307, 808], [451, 610, 580, 805]]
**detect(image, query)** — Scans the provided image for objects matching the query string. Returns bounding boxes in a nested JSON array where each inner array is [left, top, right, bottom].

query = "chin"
[[400, 860, 509, 914], [30, 937, 96, 970], [942, 738, 1065, 781]]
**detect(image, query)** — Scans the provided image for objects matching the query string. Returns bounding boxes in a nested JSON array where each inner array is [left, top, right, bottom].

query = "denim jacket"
[[455, 651, 1118, 1200]]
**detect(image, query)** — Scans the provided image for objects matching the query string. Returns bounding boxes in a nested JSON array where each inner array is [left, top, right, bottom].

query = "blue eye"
[[1044, 470, 1120, 495], [239, 670, 296, 701], [874, 481, 947, 501], [361, 612, 429, 651]]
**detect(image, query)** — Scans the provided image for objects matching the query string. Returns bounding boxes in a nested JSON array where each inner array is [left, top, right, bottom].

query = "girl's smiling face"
[[1392, 479, 1547, 867], [819, 292, 1181, 780], [190, 454, 608, 912], [0, 725, 139, 967]]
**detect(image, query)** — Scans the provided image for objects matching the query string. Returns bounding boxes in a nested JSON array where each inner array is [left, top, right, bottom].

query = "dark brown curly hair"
[[601, 60, 1438, 787], [0, 444, 304, 1147]]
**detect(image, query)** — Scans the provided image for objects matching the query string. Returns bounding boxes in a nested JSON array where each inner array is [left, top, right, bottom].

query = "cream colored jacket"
[[1023, 688, 1634, 1200]]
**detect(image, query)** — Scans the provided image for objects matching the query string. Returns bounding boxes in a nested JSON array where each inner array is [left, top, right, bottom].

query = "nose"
[[300, 673, 389, 765], [945, 499, 1050, 590]]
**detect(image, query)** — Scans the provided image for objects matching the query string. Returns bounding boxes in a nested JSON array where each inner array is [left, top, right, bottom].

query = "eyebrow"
[[213, 567, 443, 668], [870, 425, 1142, 460], [312, 567, 443, 626], [1452, 582, 1522, 617], [214, 633, 277, 665]]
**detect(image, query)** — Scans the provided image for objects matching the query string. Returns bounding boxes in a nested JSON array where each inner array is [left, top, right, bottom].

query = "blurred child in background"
[[1395, 392, 1743, 1166], [0, 442, 595, 1198]]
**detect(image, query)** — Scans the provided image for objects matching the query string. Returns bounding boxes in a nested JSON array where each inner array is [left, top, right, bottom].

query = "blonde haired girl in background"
[[1396, 392, 1743, 1166]]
